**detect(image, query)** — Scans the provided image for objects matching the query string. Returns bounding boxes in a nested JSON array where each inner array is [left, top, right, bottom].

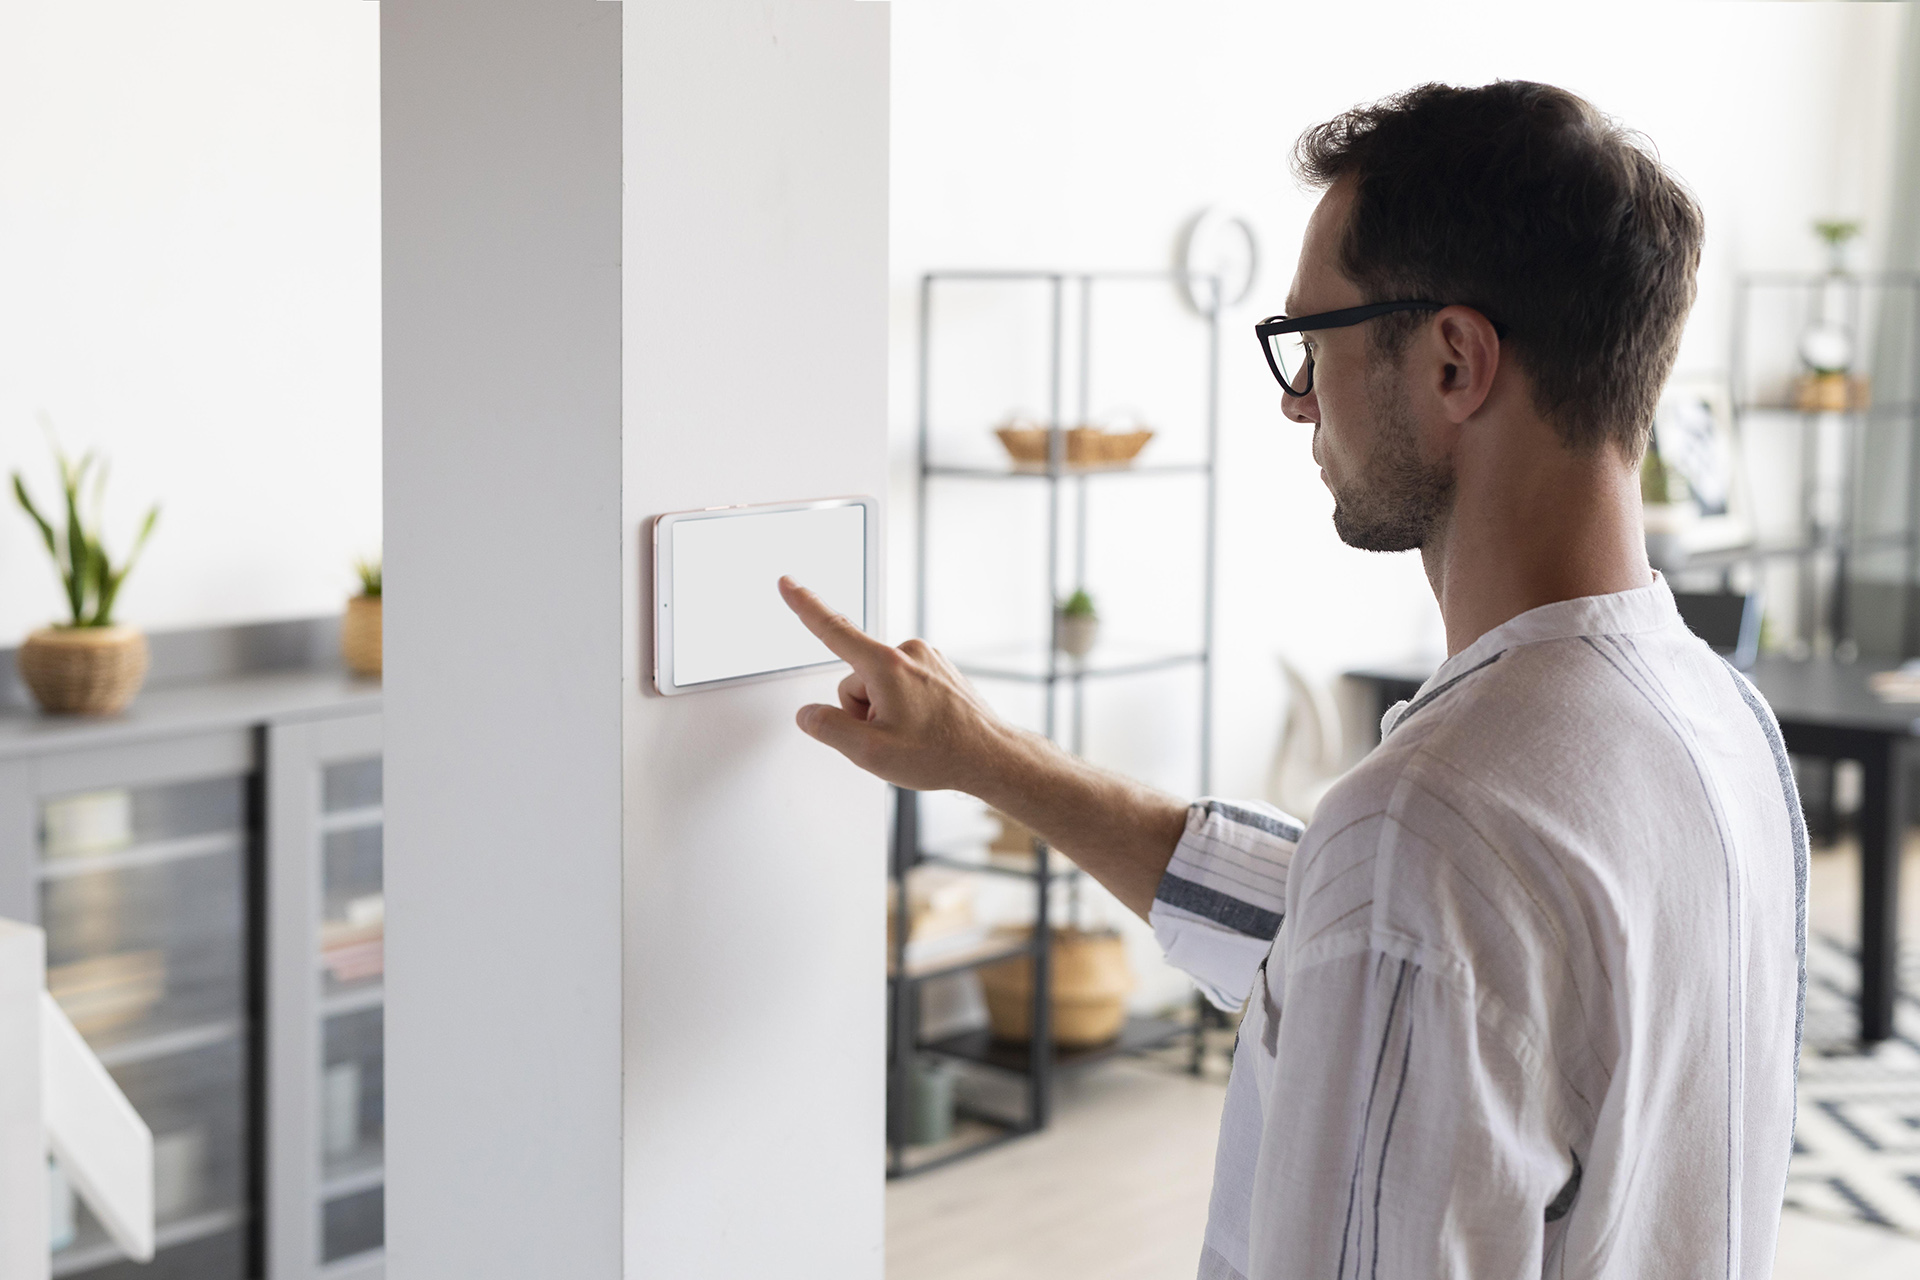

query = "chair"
[[1267, 659, 1348, 821], [1671, 590, 1762, 669]]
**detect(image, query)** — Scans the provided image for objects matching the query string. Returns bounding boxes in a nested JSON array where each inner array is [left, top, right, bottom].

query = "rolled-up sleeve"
[[1148, 798, 1301, 1010]]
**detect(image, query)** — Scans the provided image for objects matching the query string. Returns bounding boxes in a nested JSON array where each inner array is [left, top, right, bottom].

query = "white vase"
[[1056, 613, 1100, 659]]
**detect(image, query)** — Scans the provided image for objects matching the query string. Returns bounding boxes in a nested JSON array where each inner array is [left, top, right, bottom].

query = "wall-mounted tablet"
[[652, 496, 879, 696]]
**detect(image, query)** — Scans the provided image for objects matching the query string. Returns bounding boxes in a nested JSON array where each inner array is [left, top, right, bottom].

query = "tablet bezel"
[[652, 495, 879, 697]]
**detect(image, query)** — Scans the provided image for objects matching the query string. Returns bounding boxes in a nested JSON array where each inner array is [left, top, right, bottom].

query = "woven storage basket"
[[17, 626, 150, 715], [994, 425, 1154, 468], [342, 595, 382, 677], [978, 927, 1134, 1047]]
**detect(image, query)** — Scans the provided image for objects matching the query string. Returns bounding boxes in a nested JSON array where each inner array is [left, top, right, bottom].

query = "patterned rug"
[[1784, 933, 1920, 1235]]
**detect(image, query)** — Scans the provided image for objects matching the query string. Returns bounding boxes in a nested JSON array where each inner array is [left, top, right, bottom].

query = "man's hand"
[[778, 576, 1188, 920], [778, 576, 1015, 795]]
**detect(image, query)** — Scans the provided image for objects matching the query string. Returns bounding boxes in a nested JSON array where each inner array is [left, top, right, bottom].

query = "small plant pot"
[[1056, 613, 1100, 659], [17, 626, 150, 716], [342, 595, 382, 677]]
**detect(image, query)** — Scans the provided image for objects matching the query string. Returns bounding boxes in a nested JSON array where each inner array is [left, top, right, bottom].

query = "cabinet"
[[0, 625, 379, 1280]]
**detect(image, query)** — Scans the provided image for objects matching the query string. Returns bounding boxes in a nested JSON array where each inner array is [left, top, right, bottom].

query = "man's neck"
[[1420, 428, 1653, 658]]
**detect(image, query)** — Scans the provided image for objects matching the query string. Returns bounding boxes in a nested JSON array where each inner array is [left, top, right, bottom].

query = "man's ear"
[[1430, 306, 1501, 425]]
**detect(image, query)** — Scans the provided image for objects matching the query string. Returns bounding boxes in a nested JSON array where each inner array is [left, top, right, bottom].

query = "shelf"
[[93, 1017, 244, 1069], [889, 935, 1032, 984], [322, 982, 385, 1018], [1736, 401, 1920, 417], [1680, 530, 1912, 569], [323, 1142, 386, 1199], [37, 829, 243, 881], [923, 1014, 1189, 1076], [914, 850, 1080, 882], [925, 461, 1209, 480], [52, 1205, 246, 1276], [320, 1251, 386, 1280], [954, 646, 1205, 685], [321, 804, 384, 834], [889, 1113, 1030, 1178]]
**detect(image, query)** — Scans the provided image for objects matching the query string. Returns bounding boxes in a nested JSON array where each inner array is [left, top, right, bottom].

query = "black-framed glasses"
[[1254, 301, 1508, 396]]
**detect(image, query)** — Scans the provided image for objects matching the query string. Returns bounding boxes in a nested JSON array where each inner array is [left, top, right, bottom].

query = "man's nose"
[[1281, 386, 1318, 425]]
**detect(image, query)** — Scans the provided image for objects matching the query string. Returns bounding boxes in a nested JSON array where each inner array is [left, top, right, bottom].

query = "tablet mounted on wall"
[[652, 496, 879, 696]]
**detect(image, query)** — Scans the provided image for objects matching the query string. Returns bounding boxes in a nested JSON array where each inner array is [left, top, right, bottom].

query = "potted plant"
[[342, 555, 381, 677], [1056, 588, 1100, 659], [1795, 219, 1868, 412], [11, 443, 159, 715]]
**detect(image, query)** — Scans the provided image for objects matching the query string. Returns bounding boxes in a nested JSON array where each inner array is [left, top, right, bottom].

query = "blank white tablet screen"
[[670, 504, 867, 688]]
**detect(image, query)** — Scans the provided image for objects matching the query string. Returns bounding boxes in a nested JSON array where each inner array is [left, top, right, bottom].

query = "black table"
[[1346, 656, 1913, 1043]]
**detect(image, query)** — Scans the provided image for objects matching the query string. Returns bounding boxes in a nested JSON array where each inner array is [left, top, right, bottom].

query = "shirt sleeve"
[[1247, 944, 1576, 1279], [1147, 798, 1302, 1010]]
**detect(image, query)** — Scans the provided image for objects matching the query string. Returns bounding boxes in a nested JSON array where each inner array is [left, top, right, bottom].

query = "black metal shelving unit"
[[886, 269, 1221, 1178], [1712, 271, 1920, 656]]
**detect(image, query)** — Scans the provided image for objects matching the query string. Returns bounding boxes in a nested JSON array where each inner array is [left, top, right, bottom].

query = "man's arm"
[[779, 577, 1185, 919]]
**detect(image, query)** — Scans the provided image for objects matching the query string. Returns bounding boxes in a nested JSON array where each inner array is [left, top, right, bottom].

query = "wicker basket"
[[978, 927, 1134, 1047], [994, 425, 1154, 469], [342, 595, 382, 677], [17, 626, 150, 715]]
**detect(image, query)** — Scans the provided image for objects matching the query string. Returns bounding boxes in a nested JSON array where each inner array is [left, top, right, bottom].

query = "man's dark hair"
[[1293, 81, 1703, 458]]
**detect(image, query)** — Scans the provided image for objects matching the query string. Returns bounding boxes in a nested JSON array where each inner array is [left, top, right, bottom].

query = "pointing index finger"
[[779, 576, 889, 669]]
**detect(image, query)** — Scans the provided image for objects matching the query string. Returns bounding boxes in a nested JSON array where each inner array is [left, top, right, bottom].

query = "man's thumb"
[[796, 702, 879, 764]]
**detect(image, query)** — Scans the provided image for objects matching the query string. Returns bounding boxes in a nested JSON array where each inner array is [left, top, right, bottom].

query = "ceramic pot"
[[342, 595, 382, 677], [16, 626, 149, 715], [979, 927, 1134, 1047], [1056, 612, 1100, 659]]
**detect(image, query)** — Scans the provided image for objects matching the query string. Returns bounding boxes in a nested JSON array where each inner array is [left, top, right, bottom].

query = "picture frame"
[[1651, 374, 1751, 553]]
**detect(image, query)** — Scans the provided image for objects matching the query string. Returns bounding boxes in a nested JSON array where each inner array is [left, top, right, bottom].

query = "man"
[[783, 81, 1805, 1278]]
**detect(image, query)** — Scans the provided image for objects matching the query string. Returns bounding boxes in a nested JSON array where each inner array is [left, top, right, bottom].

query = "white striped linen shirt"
[[1150, 577, 1806, 1279]]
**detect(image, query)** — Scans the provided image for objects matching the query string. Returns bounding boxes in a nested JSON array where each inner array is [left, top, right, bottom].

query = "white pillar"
[[384, 2, 888, 1276]]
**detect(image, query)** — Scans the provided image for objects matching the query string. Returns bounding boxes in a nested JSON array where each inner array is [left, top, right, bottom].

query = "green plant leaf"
[[93, 505, 158, 627], [12, 472, 58, 558], [58, 451, 91, 627]]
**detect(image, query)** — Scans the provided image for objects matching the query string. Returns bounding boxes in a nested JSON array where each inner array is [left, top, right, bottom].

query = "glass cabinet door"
[[318, 757, 383, 1266], [35, 739, 258, 1280], [268, 713, 383, 1280]]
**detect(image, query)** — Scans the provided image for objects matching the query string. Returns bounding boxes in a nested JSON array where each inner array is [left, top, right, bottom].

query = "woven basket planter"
[[994, 425, 1154, 469], [342, 595, 382, 677], [17, 626, 150, 716], [979, 927, 1134, 1048]]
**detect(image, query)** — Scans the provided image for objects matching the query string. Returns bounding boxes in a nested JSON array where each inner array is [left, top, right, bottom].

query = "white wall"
[[0, 1, 380, 644], [621, 5, 889, 1276]]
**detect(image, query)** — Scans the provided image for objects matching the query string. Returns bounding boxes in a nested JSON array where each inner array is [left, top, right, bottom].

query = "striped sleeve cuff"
[[1149, 798, 1302, 1010]]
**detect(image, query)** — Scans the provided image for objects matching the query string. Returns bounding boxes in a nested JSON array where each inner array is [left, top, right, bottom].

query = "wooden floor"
[[887, 833, 1920, 1279]]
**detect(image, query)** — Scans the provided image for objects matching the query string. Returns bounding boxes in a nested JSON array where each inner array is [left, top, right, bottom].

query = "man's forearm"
[[965, 723, 1189, 921]]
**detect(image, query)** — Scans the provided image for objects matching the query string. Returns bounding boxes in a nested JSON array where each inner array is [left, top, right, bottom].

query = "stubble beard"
[[1328, 364, 1456, 553]]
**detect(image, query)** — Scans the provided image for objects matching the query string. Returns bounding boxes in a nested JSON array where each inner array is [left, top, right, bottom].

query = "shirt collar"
[[1381, 573, 1680, 738]]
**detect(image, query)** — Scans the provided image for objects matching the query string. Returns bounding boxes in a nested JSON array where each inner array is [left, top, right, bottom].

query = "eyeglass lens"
[[1267, 330, 1311, 394]]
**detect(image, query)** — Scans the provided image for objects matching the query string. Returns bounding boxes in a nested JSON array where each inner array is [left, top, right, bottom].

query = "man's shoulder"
[[1375, 626, 1754, 785], [1295, 625, 1756, 915]]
